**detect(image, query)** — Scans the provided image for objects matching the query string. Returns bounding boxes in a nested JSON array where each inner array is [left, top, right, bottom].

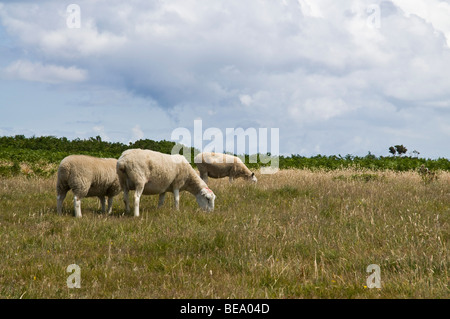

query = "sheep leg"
[[133, 185, 144, 217], [173, 189, 180, 210], [158, 193, 166, 208], [99, 196, 106, 213], [73, 195, 82, 218], [229, 176, 234, 183], [106, 196, 114, 215], [56, 191, 67, 215], [200, 172, 208, 183], [123, 188, 130, 214]]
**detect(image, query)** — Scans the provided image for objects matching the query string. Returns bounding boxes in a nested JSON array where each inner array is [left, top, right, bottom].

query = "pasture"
[[0, 169, 448, 298]]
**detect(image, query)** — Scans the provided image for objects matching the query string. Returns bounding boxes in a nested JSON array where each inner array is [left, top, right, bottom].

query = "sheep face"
[[248, 172, 257, 183], [196, 187, 216, 212]]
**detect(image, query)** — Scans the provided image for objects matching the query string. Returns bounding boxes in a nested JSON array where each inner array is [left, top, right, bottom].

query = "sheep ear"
[[201, 188, 212, 197], [251, 172, 255, 177]]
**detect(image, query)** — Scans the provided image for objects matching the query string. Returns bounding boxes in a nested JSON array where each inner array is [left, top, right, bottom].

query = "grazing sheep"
[[194, 152, 257, 184], [116, 149, 216, 217], [56, 155, 121, 218]]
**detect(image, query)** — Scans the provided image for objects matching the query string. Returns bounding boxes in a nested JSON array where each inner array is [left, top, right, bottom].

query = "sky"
[[0, 0, 449, 158]]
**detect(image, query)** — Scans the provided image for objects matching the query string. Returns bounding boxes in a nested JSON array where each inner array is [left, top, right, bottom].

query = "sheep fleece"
[[57, 155, 121, 198], [117, 149, 207, 194], [195, 152, 253, 179]]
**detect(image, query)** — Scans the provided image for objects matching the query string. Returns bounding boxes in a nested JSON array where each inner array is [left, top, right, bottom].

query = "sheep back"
[[195, 152, 252, 178], [117, 149, 203, 194]]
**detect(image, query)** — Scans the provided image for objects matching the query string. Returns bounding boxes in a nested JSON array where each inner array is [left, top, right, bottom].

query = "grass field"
[[0, 169, 448, 299]]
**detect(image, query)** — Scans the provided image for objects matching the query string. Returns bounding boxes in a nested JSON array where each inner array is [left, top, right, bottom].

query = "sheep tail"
[[56, 165, 70, 194], [117, 161, 127, 173]]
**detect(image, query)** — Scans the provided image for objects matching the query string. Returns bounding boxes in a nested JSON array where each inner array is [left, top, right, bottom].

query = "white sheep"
[[194, 152, 257, 184], [116, 149, 216, 217], [56, 155, 121, 218]]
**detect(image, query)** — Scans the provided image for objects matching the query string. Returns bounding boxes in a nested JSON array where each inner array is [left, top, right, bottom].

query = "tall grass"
[[0, 169, 448, 298]]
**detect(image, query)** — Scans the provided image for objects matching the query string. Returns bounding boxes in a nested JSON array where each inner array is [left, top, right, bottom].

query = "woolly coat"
[[194, 152, 255, 180], [117, 149, 208, 195], [57, 155, 121, 199]]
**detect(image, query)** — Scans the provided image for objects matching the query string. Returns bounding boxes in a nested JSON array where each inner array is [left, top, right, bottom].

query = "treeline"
[[275, 154, 450, 171], [0, 135, 185, 177], [0, 135, 177, 157], [0, 135, 449, 177]]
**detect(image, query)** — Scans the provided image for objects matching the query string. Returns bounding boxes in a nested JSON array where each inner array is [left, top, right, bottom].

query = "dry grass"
[[0, 169, 448, 299]]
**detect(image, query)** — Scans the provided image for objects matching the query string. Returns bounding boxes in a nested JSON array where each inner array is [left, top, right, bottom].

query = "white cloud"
[[0, 2, 127, 59], [92, 125, 110, 141], [392, 0, 450, 46], [4, 60, 87, 84], [131, 124, 144, 141], [239, 94, 253, 107], [298, 0, 324, 18], [290, 98, 355, 123]]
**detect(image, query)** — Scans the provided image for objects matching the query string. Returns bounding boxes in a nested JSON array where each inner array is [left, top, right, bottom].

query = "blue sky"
[[0, 0, 450, 158]]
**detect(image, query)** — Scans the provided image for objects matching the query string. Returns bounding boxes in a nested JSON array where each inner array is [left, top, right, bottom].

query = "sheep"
[[116, 149, 216, 217], [194, 152, 257, 184], [56, 155, 121, 218]]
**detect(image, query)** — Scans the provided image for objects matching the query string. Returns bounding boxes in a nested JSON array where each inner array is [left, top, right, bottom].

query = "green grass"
[[0, 169, 448, 298]]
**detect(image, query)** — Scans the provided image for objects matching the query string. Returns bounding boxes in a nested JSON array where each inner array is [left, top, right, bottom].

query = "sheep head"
[[196, 187, 216, 212], [248, 172, 257, 183]]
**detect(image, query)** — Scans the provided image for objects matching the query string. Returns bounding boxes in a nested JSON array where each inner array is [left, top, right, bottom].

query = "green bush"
[[0, 135, 449, 177]]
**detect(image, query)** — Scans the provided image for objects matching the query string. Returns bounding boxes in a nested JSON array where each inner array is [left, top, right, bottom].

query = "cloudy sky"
[[1, 0, 449, 158]]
